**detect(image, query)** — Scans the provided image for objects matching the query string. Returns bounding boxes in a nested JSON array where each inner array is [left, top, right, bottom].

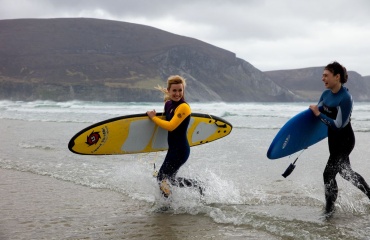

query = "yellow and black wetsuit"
[[152, 99, 202, 192]]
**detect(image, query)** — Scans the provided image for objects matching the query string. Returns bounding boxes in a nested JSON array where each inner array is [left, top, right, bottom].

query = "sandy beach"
[[0, 168, 277, 240]]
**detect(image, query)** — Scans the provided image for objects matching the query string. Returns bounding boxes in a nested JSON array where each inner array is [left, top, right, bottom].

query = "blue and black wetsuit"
[[151, 99, 201, 191], [317, 86, 370, 212]]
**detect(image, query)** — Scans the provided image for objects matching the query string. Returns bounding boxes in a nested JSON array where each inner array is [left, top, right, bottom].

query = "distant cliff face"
[[0, 18, 297, 102], [264, 68, 370, 101], [0, 18, 368, 102]]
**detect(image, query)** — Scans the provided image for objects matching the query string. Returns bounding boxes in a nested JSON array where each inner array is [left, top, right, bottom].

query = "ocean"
[[1, 100, 370, 239]]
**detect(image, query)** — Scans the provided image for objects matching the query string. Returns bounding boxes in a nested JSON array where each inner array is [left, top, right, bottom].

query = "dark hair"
[[325, 61, 348, 84]]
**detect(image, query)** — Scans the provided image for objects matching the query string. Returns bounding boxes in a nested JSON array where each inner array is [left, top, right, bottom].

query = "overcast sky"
[[1, 0, 370, 76]]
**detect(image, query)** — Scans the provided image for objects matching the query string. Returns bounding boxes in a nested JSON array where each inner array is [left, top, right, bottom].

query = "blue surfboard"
[[267, 109, 328, 159]]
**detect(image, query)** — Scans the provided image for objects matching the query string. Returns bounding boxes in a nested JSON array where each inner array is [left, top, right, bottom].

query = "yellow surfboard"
[[68, 113, 232, 155]]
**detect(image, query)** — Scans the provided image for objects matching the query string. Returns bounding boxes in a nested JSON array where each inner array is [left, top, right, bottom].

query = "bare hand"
[[146, 109, 156, 119], [309, 105, 320, 116]]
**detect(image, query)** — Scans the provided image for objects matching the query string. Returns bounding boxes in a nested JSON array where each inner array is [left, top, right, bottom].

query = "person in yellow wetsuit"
[[147, 75, 202, 198]]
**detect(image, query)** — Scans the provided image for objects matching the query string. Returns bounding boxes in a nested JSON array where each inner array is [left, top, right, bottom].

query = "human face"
[[167, 83, 184, 102], [322, 69, 341, 93]]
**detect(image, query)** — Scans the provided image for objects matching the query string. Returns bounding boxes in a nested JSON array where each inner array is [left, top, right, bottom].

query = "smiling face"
[[322, 69, 341, 93], [167, 83, 184, 102]]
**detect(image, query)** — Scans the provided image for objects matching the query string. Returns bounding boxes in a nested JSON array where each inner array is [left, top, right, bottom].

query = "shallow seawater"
[[1, 101, 370, 239]]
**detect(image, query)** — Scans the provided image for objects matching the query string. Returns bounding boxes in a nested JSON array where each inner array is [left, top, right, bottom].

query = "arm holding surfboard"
[[309, 92, 353, 131], [147, 103, 191, 131], [308, 104, 320, 116]]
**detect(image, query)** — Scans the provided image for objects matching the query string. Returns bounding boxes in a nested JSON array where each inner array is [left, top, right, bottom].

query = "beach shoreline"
[[0, 168, 277, 240], [2, 102, 370, 239]]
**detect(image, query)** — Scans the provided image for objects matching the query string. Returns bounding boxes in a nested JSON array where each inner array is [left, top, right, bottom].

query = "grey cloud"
[[1, 0, 370, 75]]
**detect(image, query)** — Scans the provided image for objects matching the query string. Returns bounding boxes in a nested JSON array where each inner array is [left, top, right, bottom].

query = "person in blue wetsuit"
[[147, 75, 202, 198], [309, 61, 370, 215]]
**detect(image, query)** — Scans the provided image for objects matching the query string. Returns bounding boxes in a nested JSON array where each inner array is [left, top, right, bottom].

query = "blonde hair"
[[155, 75, 186, 101]]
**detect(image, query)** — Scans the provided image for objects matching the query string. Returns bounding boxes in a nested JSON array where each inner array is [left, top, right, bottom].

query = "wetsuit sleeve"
[[317, 95, 324, 111], [151, 103, 191, 131], [318, 95, 353, 130]]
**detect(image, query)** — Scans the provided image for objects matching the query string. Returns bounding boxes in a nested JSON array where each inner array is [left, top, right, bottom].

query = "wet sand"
[[0, 168, 277, 240]]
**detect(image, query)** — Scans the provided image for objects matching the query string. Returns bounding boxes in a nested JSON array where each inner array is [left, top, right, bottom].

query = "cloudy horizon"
[[1, 0, 370, 76]]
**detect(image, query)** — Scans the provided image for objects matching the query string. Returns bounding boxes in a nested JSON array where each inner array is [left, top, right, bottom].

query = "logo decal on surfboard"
[[86, 131, 101, 146], [282, 134, 290, 149]]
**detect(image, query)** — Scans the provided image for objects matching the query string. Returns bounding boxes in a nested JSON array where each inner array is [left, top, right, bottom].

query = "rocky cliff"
[[265, 68, 370, 101], [1, 18, 369, 102], [0, 18, 297, 102]]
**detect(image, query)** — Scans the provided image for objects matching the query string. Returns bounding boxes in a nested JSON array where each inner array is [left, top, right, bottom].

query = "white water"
[[1, 100, 370, 239]]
